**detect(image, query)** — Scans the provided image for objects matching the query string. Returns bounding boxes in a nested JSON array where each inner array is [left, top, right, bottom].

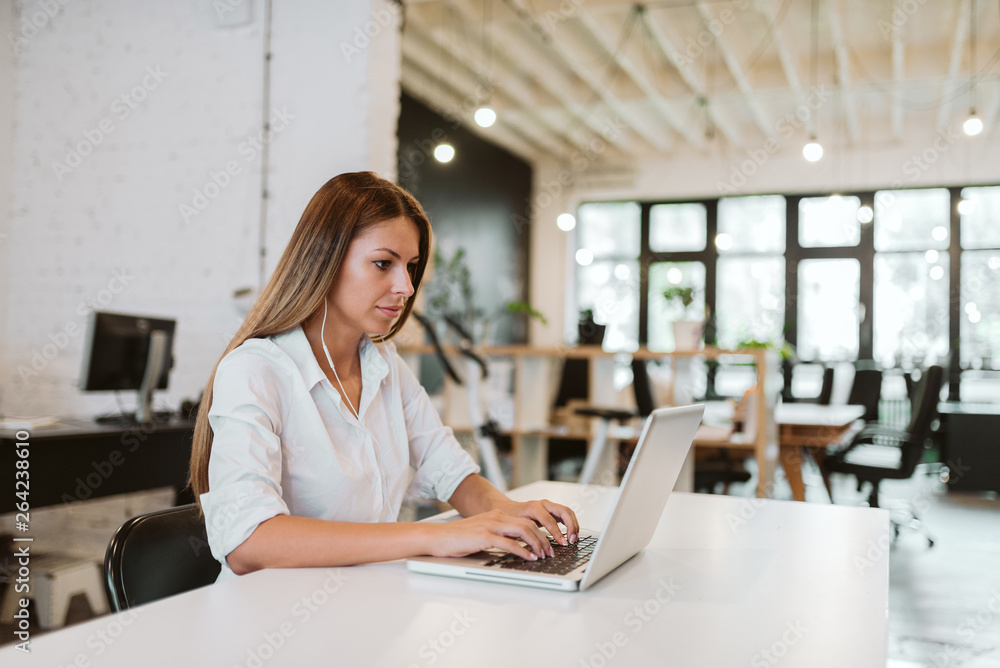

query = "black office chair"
[[846, 368, 883, 423], [573, 358, 653, 484], [823, 365, 943, 546], [104, 504, 221, 611], [574, 358, 750, 492]]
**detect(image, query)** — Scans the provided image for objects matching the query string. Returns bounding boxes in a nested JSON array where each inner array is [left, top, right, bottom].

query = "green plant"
[[662, 286, 694, 309], [506, 301, 548, 326], [735, 337, 796, 361]]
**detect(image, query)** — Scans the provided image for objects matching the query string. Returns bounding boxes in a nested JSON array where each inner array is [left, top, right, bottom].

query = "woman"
[[189, 172, 578, 581]]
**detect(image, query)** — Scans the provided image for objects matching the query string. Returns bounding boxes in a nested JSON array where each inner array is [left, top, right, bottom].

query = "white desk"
[[3, 482, 889, 667]]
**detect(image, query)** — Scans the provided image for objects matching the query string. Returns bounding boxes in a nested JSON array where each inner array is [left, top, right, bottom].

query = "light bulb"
[[556, 213, 576, 231], [715, 232, 733, 251], [575, 248, 594, 266], [857, 205, 874, 223], [433, 143, 455, 163], [963, 114, 983, 136], [957, 199, 976, 216], [474, 107, 496, 128], [803, 141, 824, 162]]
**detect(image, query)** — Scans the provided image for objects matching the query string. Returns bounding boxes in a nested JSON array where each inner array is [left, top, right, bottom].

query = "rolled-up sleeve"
[[397, 356, 479, 502], [200, 345, 291, 566]]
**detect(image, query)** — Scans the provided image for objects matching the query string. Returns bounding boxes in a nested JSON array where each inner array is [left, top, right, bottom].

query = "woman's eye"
[[374, 260, 391, 270]]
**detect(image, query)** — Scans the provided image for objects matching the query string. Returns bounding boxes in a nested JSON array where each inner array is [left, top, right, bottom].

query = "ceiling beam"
[[936, 0, 971, 132], [404, 19, 593, 159], [826, 0, 860, 143], [574, 8, 704, 149], [400, 55, 559, 164], [452, 0, 637, 155], [694, 1, 772, 140], [502, 0, 673, 153], [755, 0, 817, 138], [635, 8, 742, 147], [890, 0, 906, 139]]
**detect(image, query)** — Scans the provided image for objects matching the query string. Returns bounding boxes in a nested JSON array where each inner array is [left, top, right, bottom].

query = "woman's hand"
[[492, 498, 580, 547], [426, 510, 555, 561]]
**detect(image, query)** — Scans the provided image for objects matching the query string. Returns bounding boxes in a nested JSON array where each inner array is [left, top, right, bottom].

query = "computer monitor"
[[80, 311, 176, 423]]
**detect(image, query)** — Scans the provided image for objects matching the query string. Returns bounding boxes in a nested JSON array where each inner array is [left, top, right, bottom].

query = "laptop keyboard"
[[483, 535, 597, 576]]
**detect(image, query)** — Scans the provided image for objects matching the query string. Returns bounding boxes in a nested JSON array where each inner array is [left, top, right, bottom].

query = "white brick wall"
[[0, 0, 401, 418]]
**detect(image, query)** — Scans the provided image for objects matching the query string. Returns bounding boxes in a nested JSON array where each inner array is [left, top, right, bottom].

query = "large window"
[[798, 259, 861, 360], [716, 196, 785, 349], [573, 185, 1000, 400], [959, 186, 1000, 369], [799, 195, 861, 248], [575, 202, 640, 351]]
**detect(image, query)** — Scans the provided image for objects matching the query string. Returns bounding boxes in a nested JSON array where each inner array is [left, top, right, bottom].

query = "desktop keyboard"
[[484, 535, 597, 576]]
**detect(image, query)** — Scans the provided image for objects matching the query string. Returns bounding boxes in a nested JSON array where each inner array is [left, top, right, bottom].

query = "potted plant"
[[662, 286, 703, 350], [577, 308, 605, 346]]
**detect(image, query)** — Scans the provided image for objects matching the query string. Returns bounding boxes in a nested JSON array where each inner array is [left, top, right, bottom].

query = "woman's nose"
[[395, 267, 415, 297]]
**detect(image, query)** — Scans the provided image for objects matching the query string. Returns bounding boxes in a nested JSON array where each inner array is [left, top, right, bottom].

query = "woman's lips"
[[377, 306, 402, 317]]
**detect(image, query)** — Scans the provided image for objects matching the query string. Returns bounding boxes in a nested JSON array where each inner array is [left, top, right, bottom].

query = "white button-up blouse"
[[200, 325, 479, 581]]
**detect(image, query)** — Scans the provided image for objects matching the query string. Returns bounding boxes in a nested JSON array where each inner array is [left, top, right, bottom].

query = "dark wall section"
[[397, 92, 533, 344]]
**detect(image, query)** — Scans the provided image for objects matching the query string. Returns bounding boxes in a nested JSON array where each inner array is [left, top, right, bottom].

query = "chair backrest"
[[631, 358, 656, 417], [816, 366, 835, 405], [847, 368, 883, 422], [905, 365, 944, 437], [104, 504, 221, 612], [554, 358, 589, 407]]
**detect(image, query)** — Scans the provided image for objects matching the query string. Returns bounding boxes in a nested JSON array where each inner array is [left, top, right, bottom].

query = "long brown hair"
[[189, 172, 432, 501]]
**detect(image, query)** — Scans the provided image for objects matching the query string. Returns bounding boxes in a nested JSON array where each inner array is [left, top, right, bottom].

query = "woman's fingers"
[[521, 501, 568, 546], [541, 500, 580, 543], [495, 513, 552, 558]]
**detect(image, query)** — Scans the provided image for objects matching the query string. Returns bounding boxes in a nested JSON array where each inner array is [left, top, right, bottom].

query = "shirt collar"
[[277, 325, 389, 391]]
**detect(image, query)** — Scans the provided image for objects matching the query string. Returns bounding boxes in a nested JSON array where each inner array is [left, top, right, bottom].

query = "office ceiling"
[[400, 0, 1000, 178]]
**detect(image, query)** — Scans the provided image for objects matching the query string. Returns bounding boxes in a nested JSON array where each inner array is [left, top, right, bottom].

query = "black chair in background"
[[573, 358, 654, 484], [823, 365, 944, 546], [104, 504, 220, 611], [847, 368, 883, 423], [572, 358, 749, 492]]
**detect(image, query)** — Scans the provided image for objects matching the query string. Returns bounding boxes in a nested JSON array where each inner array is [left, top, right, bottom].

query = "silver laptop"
[[406, 404, 705, 592]]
